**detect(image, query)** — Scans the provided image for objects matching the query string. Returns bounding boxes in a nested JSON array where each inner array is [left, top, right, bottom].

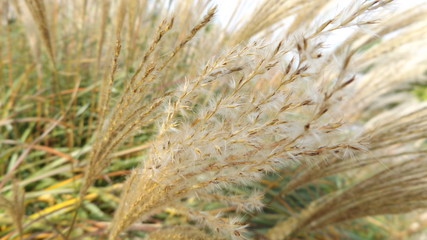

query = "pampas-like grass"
[[2, 0, 427, 239], [106, 2, 395, 238], [267, 157, 427, 240], [273, 101, 427, 198], [80, 7, 216, 199], [270, 2, 427, 196]]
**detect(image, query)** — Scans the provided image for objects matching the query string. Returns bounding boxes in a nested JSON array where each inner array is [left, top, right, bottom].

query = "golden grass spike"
[[115, 0, 127, 40], [81, 18, 174, 200], [97, 0, 127, 128], [126, 17, 174, 91], [23, 0, 55, 66], [157, 6, 217, 73], [95, 0, 111, 74]]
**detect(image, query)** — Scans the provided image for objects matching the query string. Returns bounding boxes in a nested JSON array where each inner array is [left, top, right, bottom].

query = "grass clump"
[[1, 0, 427, 239]]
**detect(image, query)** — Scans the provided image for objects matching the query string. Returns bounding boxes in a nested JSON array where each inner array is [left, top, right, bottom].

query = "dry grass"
[[1, 0, 427, 239], [23, 0, 55, 66], [267, 157, 427, 240]]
